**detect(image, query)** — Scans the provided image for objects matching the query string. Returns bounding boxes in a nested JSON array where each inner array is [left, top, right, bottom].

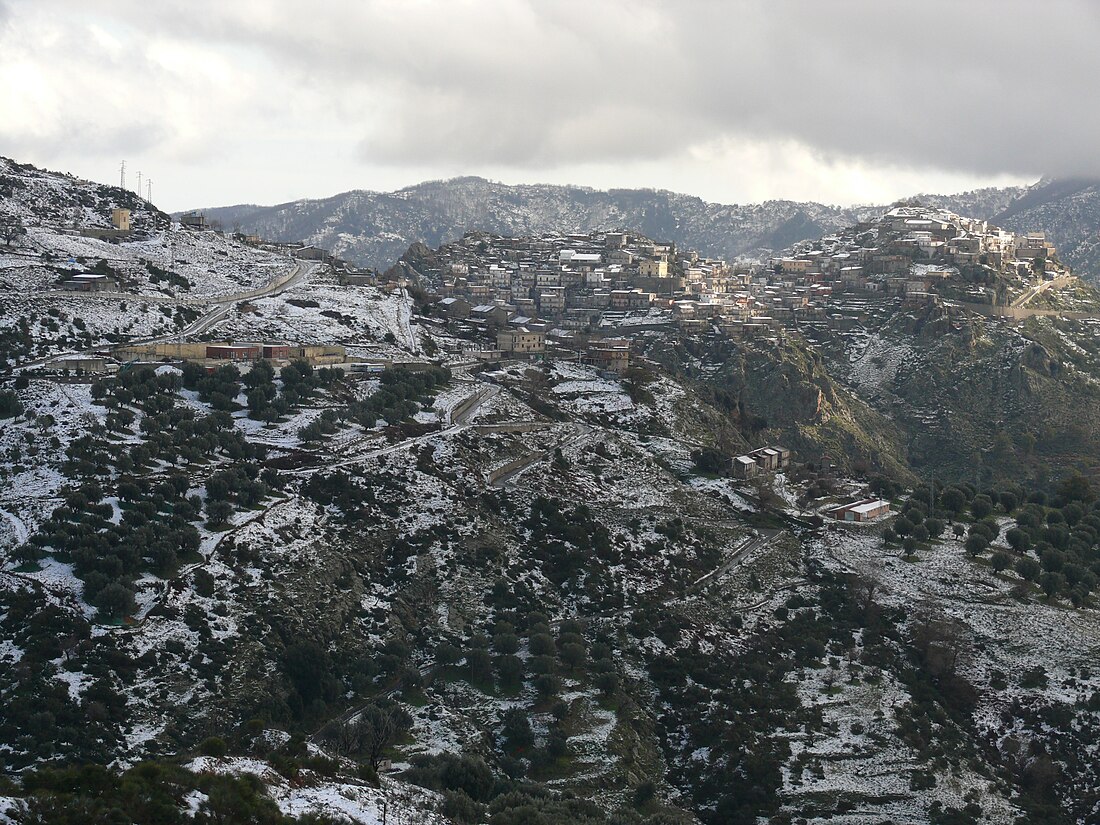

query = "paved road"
[[209, 259, 314, 305], [135, 261, 315, 346], [1010, 273, 1076, 308], [14, 260, 315, 370], [684, 529, 781, 595]]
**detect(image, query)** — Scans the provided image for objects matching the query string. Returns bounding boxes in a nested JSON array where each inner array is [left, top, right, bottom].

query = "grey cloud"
[[21, 0, 1100, 179], [4, 120, 168, 164], [682, 1, 1100, 179]]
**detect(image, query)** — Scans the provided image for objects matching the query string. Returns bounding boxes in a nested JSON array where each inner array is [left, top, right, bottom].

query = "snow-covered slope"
[[0, 156, 166, 232]]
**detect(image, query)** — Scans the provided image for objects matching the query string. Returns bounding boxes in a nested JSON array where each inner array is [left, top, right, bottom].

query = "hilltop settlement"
[[402, 205, 1074, 364]]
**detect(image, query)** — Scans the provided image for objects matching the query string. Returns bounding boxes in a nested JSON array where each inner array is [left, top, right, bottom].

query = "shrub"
[[1016, 557, 1041, 582], [200, 736, 228, 757], [971, 495, 994, 520], [924, 518, 945, 539], [93, 582, 135, 619], [964, 535, 987, 557], [443, 790, 486, 824], [0, 389, 22, 418], [633, 780, 657, 807]]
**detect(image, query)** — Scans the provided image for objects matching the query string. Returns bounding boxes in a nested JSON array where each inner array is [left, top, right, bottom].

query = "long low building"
[[825, 498, 891, 522], [113, 341, 347, 366], [205, 344, 261, 361], [43, 355, 118, 374]]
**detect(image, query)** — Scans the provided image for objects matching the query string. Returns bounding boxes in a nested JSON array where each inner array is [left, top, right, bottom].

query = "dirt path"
[[287, 383, 504, 477], [0, 507, 29, 547], [123, 496, 294, 627], [1010, 273, 1076, 308]]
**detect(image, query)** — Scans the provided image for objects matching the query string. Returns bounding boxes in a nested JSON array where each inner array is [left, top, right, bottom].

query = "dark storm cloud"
[[687, 0, 1100, 179], [14, 0, 1100, 181]]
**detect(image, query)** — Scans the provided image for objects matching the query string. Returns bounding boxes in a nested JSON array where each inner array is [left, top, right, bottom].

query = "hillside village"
[[402, 206, 1083, 365], [2, 148, 1088, 387]]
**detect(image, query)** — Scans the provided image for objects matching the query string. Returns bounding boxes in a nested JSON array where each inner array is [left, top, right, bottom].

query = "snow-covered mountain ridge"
[[185, 174, 1100, 281]]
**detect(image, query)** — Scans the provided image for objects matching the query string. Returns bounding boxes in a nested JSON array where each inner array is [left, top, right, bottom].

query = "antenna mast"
[[119, 160, 126, 190], [137, 170, 142, 198], [147, 179, 152, 202]]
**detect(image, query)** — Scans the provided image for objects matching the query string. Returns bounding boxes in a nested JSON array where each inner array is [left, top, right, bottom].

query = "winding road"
[[14, 259, 317, 371], [1010, 273, 1076, 308], [132, 260, 317, 345]]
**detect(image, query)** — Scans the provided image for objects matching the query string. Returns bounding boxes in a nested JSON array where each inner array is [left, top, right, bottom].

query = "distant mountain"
[[187, 177, 879, 270], [907, 184, 1030, 225], [189, 175, 1100, 281], [986, 178, 1100, 277]]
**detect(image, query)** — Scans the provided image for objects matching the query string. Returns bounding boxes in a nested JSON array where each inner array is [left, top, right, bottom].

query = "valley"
[[2, 157, 1100, 825]]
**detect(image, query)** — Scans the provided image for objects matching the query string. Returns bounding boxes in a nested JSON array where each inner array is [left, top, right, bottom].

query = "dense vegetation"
[[3, 761, 337, 824], [884, 473, 1100, 606], [15, 366, 269, 616], [181, 358, 344, 424]]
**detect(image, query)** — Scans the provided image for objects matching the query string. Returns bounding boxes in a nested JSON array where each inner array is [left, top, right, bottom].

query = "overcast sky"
[[2, 0, 1095, 212]]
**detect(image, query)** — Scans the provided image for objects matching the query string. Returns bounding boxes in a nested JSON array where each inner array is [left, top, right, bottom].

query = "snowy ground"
[[844, 331, 913, 396], [0, 379, 105, 555], [779, 661, 1019, 825], [187, 756, 451, 825], [0, 222, 306, 366], [1, 225, 290, 301], [818, 524, 1100, 783], [214, 274, 422, 358]]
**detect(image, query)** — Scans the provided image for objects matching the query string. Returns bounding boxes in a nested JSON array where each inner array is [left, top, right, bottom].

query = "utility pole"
[[119, 160, 126, 190]]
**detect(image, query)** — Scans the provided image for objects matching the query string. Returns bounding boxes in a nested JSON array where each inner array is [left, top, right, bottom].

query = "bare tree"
[[908, 609, 969, 680], [0, 216, 26, 248], [853, 573, 884, 626], [320, 701, 412, 769]]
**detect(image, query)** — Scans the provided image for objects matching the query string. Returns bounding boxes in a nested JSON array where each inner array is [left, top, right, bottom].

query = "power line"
[[119, 160, 126, 190]]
